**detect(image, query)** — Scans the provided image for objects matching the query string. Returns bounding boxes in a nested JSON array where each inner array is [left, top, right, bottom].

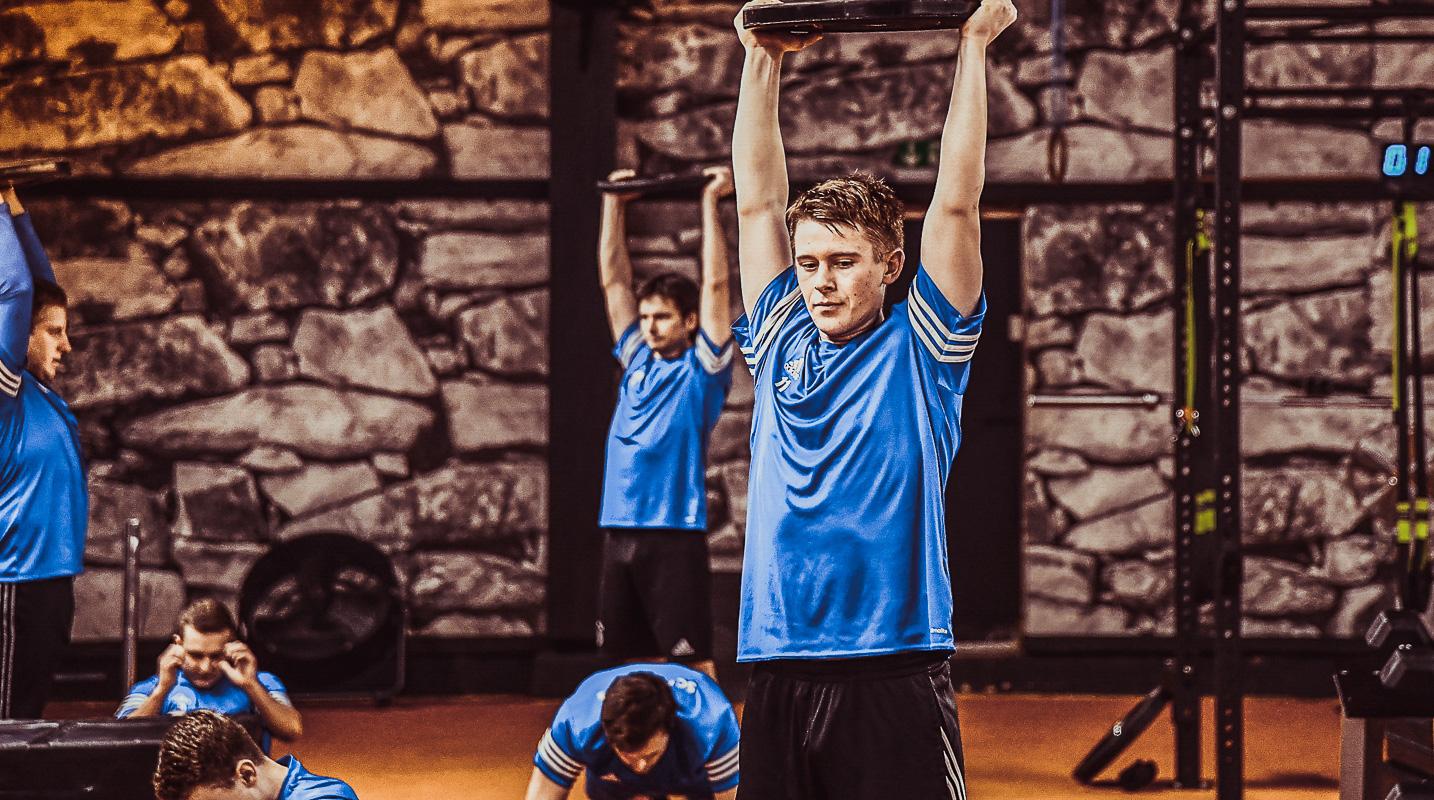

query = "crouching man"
[[154, 710, 357, 800]]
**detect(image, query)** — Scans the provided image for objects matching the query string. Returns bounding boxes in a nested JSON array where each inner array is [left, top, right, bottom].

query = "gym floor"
[[51, 693, 1340, 799]]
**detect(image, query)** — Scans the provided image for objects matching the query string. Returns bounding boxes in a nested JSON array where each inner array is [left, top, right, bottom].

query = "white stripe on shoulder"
[[911, 314, 976, 364], [619, 331, 643, 365], [909, 291, 980, 362], [0, 362, 19, 396], [909, 282, 981, 343], [706, 745, 739, 770], [538, 730, 583, 778], [696, 338, 734, 375], [753, 288, 802, 366]]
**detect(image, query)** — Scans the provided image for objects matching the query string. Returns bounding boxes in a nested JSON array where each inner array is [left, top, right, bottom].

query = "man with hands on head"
[[729, 0, 1017, 798], [594, 166, 736, 683], [118, 598, 302, 750]]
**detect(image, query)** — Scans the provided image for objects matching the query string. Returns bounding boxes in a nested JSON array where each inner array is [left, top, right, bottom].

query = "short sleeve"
[[258, 672, 293, 706], [116, 676, 159, 718], [732, 267, 802, 377], [613, 321, 645, 369], [694, 329, 734, 380], [703, 706, 741, 791], [903, 268, 985, 394], [534, 712, 585, 788]]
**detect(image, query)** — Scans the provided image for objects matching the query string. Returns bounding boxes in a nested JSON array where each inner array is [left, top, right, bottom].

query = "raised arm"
[[699, 166, 735, 345], [731, 2, 820, 312], [919, 0, 1017, 318], [598, 169, 641, 341], [4, 187, 55, 284], [0, 189, 33, 397]]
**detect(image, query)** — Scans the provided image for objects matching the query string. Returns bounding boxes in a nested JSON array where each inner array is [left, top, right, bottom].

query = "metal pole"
[[1213, 0, 1246, 790], [121, 517, 141, 693]]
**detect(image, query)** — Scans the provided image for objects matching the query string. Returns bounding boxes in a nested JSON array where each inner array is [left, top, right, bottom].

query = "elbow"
[[929, 199, 981, 224]]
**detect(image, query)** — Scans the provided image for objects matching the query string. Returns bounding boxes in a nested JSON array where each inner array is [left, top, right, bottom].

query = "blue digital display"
[[1384, 144, 1433, 177]]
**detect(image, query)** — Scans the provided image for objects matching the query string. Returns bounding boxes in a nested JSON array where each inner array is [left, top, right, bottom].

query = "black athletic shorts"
[[597, 528, 712, 663], [738, 651, 967, 800], [1, 576, 75, 719]]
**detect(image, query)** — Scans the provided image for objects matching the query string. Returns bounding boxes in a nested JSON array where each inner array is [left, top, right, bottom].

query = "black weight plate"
[[596, 172, 712, 197], [0, 158, 71, 186], [742, 0, 978, 33]]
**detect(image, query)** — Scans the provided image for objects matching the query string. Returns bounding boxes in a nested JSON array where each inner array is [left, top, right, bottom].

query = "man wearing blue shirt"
[[729, 1, 1016, 797], [596, 167, 735, 681], [526, 663, 740, 800], [0, 184, 87, 720], [153, 710, 357, 800], [119, 598, 303, 750]]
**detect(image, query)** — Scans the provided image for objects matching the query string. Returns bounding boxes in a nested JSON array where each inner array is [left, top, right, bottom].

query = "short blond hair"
[[786, 172, 904, 261]]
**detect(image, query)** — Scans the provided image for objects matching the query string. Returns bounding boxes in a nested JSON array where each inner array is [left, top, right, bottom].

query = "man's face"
[[177, 627, 234, 689], [793, 219, 902, 345], [186, 762, 263, 800], [26, 305, 69, 383], [613, 728, 670, 775], [638, 295, 697, 360]]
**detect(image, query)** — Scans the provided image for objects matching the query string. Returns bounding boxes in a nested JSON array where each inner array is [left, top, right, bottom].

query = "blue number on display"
[[1385, 144, 1408, 177], [1418, 146, 1431, 176]]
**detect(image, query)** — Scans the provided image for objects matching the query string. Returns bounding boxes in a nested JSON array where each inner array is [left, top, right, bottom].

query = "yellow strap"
[[1393, 204, 1411, 412], [1418, 499, 1430, 543], [1181, 211, 1211, 435], [1195, 489, 1216, 535], [1399, 500, 1413, 544]]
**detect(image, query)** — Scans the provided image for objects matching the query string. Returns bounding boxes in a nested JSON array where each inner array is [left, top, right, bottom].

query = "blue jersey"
[[275, 755, 359, 800], [600, 324, 732, 530], [534, 663, 740, 795], [118, 670, 292, 752], [0, 208, 86, 583], [731, 267, 984, 661]]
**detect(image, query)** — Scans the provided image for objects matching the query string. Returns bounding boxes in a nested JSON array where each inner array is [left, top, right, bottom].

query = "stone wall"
[[0, 0, 567, 641], [1024, 201, 1434, 638]]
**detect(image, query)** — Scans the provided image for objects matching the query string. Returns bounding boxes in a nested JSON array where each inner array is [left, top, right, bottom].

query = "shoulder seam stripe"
[[911, 315, 976, 363], [538, 731, 583, 777], [910, 283, 981, 342], [753, 288, 803, 366], [752, 288, 802, 353]]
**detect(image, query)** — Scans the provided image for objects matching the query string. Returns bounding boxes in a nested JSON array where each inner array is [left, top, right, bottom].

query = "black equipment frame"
[[1082, 3, 1434, 799]]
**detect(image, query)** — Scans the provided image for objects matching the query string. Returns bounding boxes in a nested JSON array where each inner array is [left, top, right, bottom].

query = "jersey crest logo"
[[671, 638, 696, 657]]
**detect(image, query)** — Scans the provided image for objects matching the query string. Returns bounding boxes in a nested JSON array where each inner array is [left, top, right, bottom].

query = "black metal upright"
[[547, 0, 619, 645], [1212, 0, 1246, 793], [1170, 0, 1209, 784]]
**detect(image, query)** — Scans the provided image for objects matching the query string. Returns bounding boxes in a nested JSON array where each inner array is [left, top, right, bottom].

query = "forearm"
[[11, 213, 56, 285], [524, 768, 570, 800], [598, 197, 638, 338], [930, 36, 991, 217], [715, 788, 738, 800], [246, 687, 303, 740], [699, 194, 733, 341], [599, 199, 634, 292], [732, 47, 794, 310], [733, 49, 789, 218]]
